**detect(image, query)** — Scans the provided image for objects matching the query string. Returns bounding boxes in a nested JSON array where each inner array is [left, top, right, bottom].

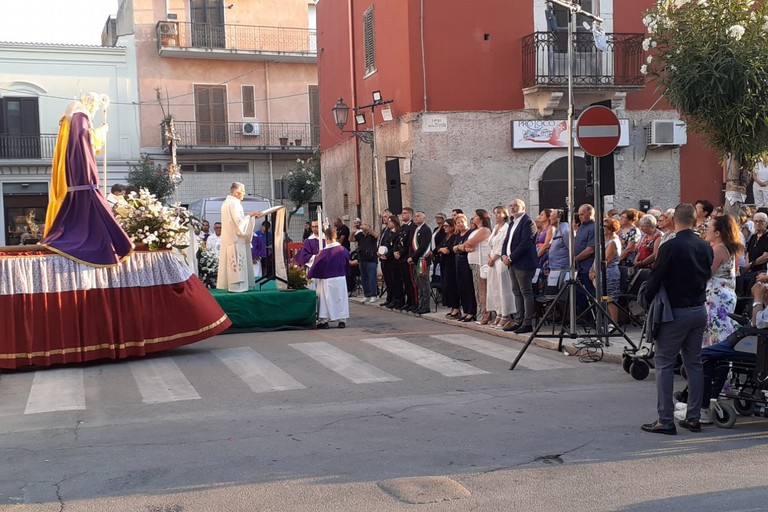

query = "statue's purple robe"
[[41, 112, 132, 267]]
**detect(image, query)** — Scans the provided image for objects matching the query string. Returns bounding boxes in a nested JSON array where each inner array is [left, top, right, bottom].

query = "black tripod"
[[509, 276, 638, 370]]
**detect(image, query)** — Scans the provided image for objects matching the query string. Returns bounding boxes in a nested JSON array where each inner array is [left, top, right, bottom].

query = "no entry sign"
[[576, 106, 621, 157]]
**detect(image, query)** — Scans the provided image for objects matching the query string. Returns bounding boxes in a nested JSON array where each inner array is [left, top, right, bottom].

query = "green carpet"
[[209, 286, 316, 331]]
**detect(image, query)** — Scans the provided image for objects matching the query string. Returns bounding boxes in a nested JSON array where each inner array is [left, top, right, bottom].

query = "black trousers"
[[398, 260, 417, 307], [455, 256, 477, 315], [381, 259, 396, 303]]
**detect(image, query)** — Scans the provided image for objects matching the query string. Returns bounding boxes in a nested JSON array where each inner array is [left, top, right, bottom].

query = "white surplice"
[[216, 195, 256, 293]]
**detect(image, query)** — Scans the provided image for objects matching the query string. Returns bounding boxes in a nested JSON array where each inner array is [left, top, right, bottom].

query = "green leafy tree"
[[284, 156, 321, 227], [127, 155, 176, 204], [642, 0, 768, 212]]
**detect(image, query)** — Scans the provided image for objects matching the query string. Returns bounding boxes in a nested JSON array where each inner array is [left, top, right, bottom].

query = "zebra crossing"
[[4, 334, 575, 416]]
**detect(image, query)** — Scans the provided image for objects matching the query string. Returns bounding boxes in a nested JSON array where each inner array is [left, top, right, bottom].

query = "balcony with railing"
[[0, 134, 57, 160], [521, 31, 645, 116], [166, 121, 318, 153], [156, 21, 317, 63]]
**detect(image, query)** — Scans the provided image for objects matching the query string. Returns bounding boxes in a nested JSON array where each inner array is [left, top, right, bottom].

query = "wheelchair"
[[669, 318, 768, 429], [706, 324, 768, 428]]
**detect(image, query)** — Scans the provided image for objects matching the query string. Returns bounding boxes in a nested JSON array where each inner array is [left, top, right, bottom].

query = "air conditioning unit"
[[242, 122, 260, 136], [159, 22, 178, 35], [646, 119, 687, 147]]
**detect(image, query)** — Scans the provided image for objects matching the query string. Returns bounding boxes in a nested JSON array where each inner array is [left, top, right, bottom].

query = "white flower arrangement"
[[113, 188, 191, 251]]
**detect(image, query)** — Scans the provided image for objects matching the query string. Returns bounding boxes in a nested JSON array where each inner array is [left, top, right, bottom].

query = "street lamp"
[[332, 94, 394, 222], [332, 98, 373, 145]]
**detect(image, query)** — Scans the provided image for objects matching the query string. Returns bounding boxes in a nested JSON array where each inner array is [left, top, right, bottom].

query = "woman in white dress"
[[485, 206, 516, 328], [465, 209, 492, 324]]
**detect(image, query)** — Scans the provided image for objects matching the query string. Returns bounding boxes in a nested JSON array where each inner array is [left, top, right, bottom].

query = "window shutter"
[[242, 85, 255, 118], [363, 7, 376, 75]]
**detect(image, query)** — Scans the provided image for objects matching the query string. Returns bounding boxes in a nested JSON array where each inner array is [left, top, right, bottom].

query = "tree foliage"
[[284, 156, 321, 226], [642, 0, 768, 206], [127, 155, 176, 204]]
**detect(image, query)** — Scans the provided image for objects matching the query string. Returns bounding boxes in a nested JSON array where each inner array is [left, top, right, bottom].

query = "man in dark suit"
[[394, 207, 417, 310], [501, 198, 538, 333], [641, 203, 713, 435], [408, 211, 432, 314]]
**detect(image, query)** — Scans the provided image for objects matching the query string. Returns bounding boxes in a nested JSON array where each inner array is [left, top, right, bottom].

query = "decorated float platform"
[[0, 245, 231, 370], [209, 282, 316, 332]]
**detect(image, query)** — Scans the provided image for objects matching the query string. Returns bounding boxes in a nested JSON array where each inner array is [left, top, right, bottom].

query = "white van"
[[188, 197, 272, 227]]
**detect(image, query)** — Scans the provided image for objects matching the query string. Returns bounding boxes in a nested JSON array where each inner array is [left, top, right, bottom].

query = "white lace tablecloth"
[[0, 250, 193, 295]]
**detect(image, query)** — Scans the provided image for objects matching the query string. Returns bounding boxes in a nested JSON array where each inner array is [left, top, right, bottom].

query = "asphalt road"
[[1, 304, 767, 511]]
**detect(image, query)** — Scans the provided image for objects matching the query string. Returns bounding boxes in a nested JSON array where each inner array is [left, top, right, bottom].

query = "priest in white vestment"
[[216, 182, 263, 293], [307, 227, 350, 328]]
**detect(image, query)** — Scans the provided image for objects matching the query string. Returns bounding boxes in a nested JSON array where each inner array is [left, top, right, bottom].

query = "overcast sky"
[[0, 0, 118, 45]]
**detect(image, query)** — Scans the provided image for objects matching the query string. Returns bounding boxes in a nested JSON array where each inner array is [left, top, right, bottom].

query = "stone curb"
[[351, 296, 630, 365]]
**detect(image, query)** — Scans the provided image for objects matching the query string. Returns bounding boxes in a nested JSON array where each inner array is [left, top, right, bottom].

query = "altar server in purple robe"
[[307, 227, 350, 329], [295, 219, 325, 268]]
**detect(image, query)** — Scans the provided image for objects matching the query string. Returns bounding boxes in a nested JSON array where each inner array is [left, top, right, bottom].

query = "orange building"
[[317, 0, 723, 221], [106, 0, 319, 215]]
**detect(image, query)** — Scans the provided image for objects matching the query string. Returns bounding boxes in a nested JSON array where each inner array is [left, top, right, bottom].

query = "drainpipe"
[[421, 0, 428, 112], [348, 0, 362, 218]]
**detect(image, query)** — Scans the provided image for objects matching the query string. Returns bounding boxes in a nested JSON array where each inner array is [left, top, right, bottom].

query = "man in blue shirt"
[[573, 204, 596, 321]]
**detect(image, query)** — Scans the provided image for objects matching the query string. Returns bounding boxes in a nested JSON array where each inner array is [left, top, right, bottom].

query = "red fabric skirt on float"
[[0, 247, 231, 369]]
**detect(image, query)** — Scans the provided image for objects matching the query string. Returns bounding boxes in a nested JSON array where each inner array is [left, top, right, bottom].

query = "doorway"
[[538, 156, 590, 211]]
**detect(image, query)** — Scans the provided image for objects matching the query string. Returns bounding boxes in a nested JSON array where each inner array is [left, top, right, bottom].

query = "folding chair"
[[534, 269, 568, 327]]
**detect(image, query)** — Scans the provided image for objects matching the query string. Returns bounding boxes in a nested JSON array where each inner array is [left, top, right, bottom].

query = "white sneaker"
[[700, 407, 713, 424], [368, 296, 377, 303], [675, 402, 687, 411], [674, 409, 686, 421]]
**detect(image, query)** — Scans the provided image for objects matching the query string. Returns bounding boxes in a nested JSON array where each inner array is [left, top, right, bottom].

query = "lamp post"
[[332, 92, 393, 223], [549, 0, 603, 334]]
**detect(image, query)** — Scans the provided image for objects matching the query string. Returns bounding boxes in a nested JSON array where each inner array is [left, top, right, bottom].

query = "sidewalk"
[[350, 295, 647, 365]]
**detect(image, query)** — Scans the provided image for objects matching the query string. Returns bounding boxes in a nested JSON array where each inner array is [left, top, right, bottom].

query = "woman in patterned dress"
[[702, 214, 743, 347]]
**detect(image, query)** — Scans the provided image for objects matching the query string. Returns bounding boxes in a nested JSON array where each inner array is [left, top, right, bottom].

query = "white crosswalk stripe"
[[361, 337, 489, 377], [129, 358, 201, 404], [213, 347, 306, 393], [290, 342, 400, 383], [8, 335, 575, 415], [431, 334, 572, 370], [24, 368, 85, 415]]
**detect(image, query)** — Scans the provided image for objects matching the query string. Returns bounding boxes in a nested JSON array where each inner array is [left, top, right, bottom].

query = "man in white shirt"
[[206, 222, 222, 256], [754, 158, 768, 208]]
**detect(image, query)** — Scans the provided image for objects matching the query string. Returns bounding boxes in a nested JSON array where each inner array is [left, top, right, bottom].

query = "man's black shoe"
[[316, 322, 330, 330], [380, 302, 392, 308], [677, 419, 701, 432], [641, 421, 676, 435], [514, 324, 533, 334], [406, 306, 419, 313], [502, 323, 522, 332], [414, 308, 430, 315]]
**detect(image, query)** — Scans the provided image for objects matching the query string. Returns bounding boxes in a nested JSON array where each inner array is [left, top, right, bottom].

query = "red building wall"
[[318, 0, 533, 149], [319, 0, 724, 205]]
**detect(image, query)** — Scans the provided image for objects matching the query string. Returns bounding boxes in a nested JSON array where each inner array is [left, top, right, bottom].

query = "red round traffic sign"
[[576, 106, 621, 157]]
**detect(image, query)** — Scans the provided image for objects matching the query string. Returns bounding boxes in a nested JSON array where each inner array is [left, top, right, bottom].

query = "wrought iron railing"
[[157, 21, 317, 55], [168, 121, 318, 149], [522, 31, 645, 88], [0, 134, 57, 160]]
